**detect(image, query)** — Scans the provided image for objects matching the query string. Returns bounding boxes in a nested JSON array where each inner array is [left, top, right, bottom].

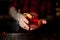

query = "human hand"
[[29, 19, 47, 30], [17, 13, 29, 30]]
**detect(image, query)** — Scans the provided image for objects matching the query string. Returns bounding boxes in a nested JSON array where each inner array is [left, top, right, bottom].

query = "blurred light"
[[42, 20, 47, 24], [56, 2, 58, 6], [2, 32, 7, 35], [18, 9, 21, 13], [56, 12, 60, 16], [56, 8, 60, 11], [24, 13, 32, 19]]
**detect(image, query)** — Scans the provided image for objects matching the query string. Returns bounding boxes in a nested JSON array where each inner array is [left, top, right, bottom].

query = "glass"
[[24, 12, 39, 30]]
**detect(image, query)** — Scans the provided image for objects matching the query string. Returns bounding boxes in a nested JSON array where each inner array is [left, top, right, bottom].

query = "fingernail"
[[30, 28, 33, 30]]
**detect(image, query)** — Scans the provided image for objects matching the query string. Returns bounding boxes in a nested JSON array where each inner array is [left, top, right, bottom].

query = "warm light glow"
[[56, 2, 58, 6], [24, 13, 32, 19], [42, 20, 47, 24], [18, 9, 21, 13], [56, 12, 60, 16], [56, 8, 60, 11]]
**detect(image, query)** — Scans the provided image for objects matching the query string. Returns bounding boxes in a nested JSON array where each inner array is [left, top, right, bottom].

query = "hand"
[[30, 19, 47, 30], [9, 8, 29, 31], [29, 12, 47, 30], [17, 13, 29, 30]]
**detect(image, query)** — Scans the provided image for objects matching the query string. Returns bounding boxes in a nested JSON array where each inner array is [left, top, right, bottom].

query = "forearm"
[[9, 7, 20, 20]]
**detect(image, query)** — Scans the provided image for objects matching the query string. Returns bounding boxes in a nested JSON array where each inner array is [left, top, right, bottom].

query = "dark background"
[[0, 0, 60, 40], [0, 0, 60, 32], [0, 0, 60, 33]]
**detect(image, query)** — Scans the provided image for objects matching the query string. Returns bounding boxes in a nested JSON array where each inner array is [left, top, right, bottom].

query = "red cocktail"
[[24, 13, 39, 30]]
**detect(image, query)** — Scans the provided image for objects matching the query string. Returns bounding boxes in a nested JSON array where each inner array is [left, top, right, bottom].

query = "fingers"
[[21, 19, 29, 30], [30, 25, 38, 30], [42, 20, 47, 24], [19, 19, 29, 30], [29, 25, 34, 30], [22, 16, 29, 24], [19, 21, 25, 29], [38, 20, 42, 26], [20, 14, 29, 24], [18, 13, 29, 30]]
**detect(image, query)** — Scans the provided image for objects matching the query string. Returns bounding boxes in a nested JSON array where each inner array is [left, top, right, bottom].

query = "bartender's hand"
[[30, 19, 47, 30], [29, 12, 47, 30], [17, 13, 29, 30], [9, 7, 29, 31]]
